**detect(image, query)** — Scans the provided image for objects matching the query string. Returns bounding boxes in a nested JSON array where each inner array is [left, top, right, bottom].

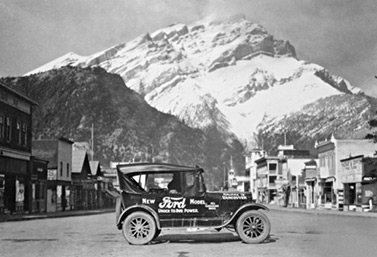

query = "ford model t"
[[115, 163, 271, 245]]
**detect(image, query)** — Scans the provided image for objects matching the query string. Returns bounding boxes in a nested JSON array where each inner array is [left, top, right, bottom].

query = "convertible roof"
[[117, 163, 202, 175]]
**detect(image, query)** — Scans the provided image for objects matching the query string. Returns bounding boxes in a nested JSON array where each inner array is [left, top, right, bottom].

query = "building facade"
[[303, 159, 319, 209], [255, 156, 282, 204], [315, 135, 377, 210], [245, 148, 266, 200], [32, 138, 74, 212], [340, 155, 377, 212], [0, 82, 37, 214]]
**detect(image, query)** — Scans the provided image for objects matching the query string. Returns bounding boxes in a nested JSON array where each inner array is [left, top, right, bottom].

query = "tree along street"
[[0, 209, 376, 257]]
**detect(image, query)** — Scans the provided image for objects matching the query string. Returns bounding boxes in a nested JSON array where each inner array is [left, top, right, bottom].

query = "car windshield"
[[129, 171, 198, 194]]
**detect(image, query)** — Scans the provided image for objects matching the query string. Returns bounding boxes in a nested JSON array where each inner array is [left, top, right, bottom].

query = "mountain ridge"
[[24, 16, 369, 151]]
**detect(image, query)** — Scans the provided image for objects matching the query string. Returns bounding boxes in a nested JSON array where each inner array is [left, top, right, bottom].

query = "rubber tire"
[[122, 212, 156, 245], [236, 210, 271, 244]]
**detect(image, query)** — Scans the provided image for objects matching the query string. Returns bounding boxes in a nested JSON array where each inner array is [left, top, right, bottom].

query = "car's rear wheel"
[[236, 210, 270, 244], [122, 211, 156, 245]]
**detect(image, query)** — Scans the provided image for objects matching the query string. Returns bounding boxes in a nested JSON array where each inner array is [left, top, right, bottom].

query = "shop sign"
[[363, 176, 377, 182], [365, 190, 374, 197], [47, 169, 57, 180]]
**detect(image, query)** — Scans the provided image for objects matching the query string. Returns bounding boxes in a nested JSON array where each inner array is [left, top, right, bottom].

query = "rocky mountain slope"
[[254, 93, 377, 155], [1, 66, 245, 189], [26, 16, 365, 151]]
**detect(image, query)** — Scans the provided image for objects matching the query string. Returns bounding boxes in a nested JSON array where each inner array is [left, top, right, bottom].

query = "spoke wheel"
[[236, 210, 270, 244], [122, 212, 156, 245]]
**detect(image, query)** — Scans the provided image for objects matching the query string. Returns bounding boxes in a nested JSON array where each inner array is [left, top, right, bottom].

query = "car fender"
[[217, 203, 269, 228], [116, 204, 161, 230]]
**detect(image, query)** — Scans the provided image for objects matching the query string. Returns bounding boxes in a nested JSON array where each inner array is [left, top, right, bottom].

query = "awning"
[[325, 177, 336, 182], [105, 189, 120, 198], [305, 178, 317, 182]]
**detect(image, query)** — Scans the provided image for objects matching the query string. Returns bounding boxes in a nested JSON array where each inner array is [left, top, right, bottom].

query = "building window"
[[268, 176, 277, 185], [320, 156, 325, 167], [0, 91, 7, 101], [268, 163, 277, 174], [16, 121, 21, 145], [13, 97, 18, 106], [67, 163, 70, 177], [22, 123, 27, 146], [0, 115, 4, 140], [5, 117, 12, 142], [60, 161, 63, 177]]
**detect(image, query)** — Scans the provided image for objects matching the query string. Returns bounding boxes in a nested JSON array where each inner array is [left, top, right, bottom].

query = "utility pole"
[[91, 123, 94, 161], [223, 162, 226, 189]]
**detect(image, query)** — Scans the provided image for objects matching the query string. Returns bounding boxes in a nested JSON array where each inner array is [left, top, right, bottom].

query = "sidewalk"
[[0, 208, 114, 223], [266, 204, 377, 218]]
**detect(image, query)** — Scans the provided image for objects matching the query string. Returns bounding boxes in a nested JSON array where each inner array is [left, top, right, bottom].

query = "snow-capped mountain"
[[26, 15, 363, 147]]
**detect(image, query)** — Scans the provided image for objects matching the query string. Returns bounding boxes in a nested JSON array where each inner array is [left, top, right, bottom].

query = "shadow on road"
[[153, 232, 240, 244], [151, 232, 278, 245]]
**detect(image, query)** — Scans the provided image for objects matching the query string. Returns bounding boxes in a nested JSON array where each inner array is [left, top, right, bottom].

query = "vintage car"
[[115, 163, 271, 245]]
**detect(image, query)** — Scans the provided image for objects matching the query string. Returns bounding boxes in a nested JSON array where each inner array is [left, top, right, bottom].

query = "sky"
[[1, 0, 377, 96]]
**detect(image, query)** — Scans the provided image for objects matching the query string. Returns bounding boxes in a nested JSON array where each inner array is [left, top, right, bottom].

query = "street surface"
[[1, 209, 377, 257]]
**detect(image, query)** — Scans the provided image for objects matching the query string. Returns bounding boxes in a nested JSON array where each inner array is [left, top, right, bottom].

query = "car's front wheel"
[[122, 211, 156, 245], [236, 210, 270, 244]]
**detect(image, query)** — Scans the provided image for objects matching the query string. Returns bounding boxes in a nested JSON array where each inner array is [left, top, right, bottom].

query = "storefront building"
[[72, 150, 96, 210], [0, 82, 37, 214], [29, 157, 48, 213], [32, 137, 74, 212], [315, 135, 377, 210], [340, 155, 377, 212], [304, 159, 319, 209], [255, 156, 281, 204], [245, 148, 266, 201]]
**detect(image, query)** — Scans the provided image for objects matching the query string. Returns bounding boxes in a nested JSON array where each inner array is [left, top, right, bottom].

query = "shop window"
[[321, 182, 334, 204], [349, 183, 356, 205]]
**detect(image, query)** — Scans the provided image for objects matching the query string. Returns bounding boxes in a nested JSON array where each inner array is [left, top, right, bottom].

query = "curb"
[[0, 208, 114, 223], [266, 204, 377, 218]]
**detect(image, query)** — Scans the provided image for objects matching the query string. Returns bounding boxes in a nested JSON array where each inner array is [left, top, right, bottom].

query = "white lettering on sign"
[[205, 202, 219, 210], [158, 209, 170, 213], [142, 198, 155, 204], [184, 209, 199, 213], [222, 193, 247, 200], [190, 199, 206, 205], [159, 196, 186, 209]]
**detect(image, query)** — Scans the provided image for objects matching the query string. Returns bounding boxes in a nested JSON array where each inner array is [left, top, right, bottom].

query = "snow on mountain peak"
[[25, 16, 363, 147]]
